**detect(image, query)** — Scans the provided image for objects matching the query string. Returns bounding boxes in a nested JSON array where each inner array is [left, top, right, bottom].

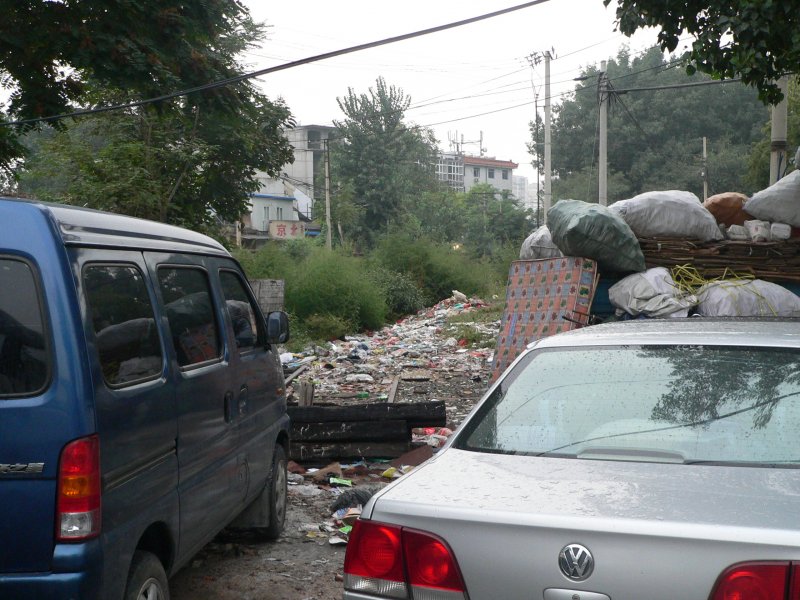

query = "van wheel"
[[259, 444, 287, 540], [124, 551, 170, 600]]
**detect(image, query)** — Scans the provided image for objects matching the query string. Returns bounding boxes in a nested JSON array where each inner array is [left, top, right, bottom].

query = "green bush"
[[372, 233, 493, 301], [303, 313, 352, 341], [367, 266, 426, 318], [285, 248, 387, 332], [233, 243, 293, 280]]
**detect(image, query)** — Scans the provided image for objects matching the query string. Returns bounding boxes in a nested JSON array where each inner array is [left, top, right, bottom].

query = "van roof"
[[1, 197, 229, 256]]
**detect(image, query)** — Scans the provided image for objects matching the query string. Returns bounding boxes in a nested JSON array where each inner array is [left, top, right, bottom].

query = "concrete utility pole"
[[544, 50, 552, 216], [770, 76, 790, 185], [598, 60, 608, 206], [323, 138, 333, 251], [702, 137, 709, 201]]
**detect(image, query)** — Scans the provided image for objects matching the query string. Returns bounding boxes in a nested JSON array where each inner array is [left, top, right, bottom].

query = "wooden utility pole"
[[323, 138, 333, 250], [598, 60, 608, 206]]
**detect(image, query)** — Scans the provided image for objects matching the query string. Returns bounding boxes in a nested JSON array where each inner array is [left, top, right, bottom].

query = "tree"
[[331, 77, 441, 247], [608, 0, 800, 104], [535, 46, 768, 202], [7, 7, 294, 228], [462, 184, 531, 257]]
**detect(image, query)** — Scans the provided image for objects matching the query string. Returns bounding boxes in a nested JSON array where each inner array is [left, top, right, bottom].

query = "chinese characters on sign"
[[268, 220, 306, 240]]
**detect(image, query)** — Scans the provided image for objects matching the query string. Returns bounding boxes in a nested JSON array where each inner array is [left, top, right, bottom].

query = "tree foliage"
[[331, 77, 440, 247], [6, 5, 294, 228], [608, 0, 800, 104], [530, 46, 768, 203]]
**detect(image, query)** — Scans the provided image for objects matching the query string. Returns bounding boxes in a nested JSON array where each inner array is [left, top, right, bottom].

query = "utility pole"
[[544, 50, 552, 216], [323, 138, 333, 251], [702, 137, 709, 201], [598, 60, 608, 206], [770, 76, 790, 184]]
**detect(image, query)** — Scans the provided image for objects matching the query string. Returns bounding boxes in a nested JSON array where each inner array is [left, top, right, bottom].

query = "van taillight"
[[56, 435, 101, 541], [709, 562, 800, 600], [344, 519, 467, 600]]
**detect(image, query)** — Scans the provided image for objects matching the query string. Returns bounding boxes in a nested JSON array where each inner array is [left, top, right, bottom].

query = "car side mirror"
[[266, 311, 290, 345]]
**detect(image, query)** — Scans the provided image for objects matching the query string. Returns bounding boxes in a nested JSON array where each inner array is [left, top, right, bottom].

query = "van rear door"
[[0, 208, 93, 576]]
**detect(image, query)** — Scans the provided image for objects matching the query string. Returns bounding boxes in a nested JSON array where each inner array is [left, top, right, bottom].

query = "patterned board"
[[491, 257, 599, 381]]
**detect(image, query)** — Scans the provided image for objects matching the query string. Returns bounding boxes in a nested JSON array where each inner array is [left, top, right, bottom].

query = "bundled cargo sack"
[[609, 267, 698, 318], [519, 225, 563, 260], [746, 170, 800, 226], [771, 222, 792, 240], [744, 219, 771, 242], [609, 190, 723, 241], [547, 199, 646, 273], [726, 225, 749, 241], [703, 192, 751, 226], [696, 279, 800, 317]]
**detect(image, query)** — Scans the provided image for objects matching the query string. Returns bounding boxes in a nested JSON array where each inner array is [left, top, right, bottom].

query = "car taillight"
[[344, 519, 467, 600], [56, 435, 101, 541], [709, 562, 798, 600]]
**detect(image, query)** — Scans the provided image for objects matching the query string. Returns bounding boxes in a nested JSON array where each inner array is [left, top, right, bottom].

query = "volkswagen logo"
[[558, 543, 594, 581]]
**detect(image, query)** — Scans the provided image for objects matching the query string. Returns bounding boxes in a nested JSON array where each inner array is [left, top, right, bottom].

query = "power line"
[[614, 78, 743, 93], [1, 0, 553, 128]]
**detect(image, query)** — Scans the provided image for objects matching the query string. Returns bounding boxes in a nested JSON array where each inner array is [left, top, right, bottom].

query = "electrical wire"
[[1, 0, 553, 128]]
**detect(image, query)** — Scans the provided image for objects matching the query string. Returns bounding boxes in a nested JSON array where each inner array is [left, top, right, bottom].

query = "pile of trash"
[[279, 293, 497, 429], [519, 179, 800, 318]]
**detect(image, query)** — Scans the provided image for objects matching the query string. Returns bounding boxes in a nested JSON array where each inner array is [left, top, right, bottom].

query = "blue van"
[[0, 197, 291, 599]]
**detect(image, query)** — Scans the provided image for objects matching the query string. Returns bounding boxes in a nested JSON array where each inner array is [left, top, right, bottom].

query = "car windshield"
[[457, 345, 800, 466]]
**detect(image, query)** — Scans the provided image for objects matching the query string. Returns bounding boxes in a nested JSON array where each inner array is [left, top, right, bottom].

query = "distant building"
[[435, 152, 518, 195], [435, 153, 465, 192], [239, 124, 333, 245], [463, 155, 518, 194]]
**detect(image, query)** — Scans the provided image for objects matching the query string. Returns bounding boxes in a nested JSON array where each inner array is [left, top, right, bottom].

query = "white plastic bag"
[[608, 267, 698, 318], [609, 190, 723, 241], [744, 219, 771, 242], [725, 225, 749, 241], [696, 279, 800, 317], [746, 170, 800, 226], [519, 225, 563, 260], [771, 222, 792, 240]]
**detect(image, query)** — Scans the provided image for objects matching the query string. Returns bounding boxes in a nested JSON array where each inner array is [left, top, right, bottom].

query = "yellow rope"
[[669, 264, 776, 315]]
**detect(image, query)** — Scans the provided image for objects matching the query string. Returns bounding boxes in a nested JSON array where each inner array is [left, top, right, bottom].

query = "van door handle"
[[238, 385, 248, 416], [224, 391, 235, 423]]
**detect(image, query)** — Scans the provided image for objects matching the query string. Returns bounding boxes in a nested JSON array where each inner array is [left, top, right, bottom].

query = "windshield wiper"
[[576, 447, 686, 463]]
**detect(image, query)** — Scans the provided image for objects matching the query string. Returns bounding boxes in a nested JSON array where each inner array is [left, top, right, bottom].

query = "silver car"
[[342, 319, 800, 600]]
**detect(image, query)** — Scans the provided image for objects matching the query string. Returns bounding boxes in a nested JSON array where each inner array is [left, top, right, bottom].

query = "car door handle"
[[224, 391, 235, 423], [238, 385, 248, 416]]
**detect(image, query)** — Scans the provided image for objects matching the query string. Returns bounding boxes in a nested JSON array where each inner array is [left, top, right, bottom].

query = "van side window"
[[84, 265, 163, 386], [158, 267, 222, 368], [0, 258, 48, 397], [219, 271, 262, 351]]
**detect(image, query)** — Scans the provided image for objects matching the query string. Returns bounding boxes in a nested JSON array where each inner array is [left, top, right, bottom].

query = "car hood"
[[370, 448, 800, 541]]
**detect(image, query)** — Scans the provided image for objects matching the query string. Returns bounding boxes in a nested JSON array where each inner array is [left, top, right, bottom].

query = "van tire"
[[260, 444, 287, 540], [124, 550, 170, 600]]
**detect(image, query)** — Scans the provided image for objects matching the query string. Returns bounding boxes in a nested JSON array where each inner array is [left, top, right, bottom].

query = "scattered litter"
[[328, 536, 348, 546], [328, 477, 352, 487]]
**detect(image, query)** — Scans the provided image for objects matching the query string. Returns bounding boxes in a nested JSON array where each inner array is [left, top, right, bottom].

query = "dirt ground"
[[171, 373, 489, 600], [172, 299, 496, 599]]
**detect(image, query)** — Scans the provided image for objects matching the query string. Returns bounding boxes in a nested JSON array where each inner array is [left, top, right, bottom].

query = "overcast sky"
[[242, 1, 664, 183]]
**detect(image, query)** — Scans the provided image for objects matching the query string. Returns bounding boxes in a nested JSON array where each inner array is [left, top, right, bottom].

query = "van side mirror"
[[266, 311, 290, 345]]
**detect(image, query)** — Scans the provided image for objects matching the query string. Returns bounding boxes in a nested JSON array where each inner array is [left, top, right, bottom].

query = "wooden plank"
[[386, 374, 401, 404], [288, 401, 446, 429], [284, 364, 309, 386], [290, 441, 411, 462], [291, 419, 408, 442], [297, 380, 315, 407]]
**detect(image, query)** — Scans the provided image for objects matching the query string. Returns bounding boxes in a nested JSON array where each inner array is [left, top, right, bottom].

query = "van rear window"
[[0, 258, 49, 397]]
